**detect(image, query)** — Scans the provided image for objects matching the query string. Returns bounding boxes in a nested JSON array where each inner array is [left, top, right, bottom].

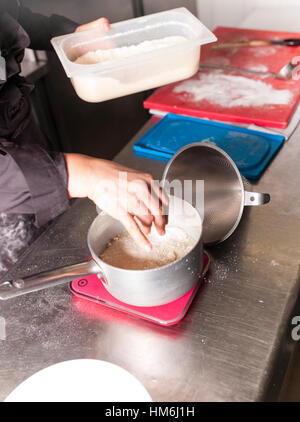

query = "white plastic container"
[[51, 8, 216, 103]]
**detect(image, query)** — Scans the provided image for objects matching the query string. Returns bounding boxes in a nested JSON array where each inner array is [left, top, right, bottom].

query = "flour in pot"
[[100, 226, 196, 270]]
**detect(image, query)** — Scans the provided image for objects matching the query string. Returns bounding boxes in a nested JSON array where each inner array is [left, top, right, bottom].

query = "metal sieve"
[[162, 143, 270, 244]]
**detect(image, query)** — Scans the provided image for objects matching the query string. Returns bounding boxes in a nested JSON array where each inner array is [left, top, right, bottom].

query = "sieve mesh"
[[163, 143, 245, 244]]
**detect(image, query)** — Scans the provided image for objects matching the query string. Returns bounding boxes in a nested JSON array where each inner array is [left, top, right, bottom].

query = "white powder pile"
[[247, 64, 269, 73], [173, 71, 293, 108], [100, 226, 196, 270], [74, 36, 187, 65]]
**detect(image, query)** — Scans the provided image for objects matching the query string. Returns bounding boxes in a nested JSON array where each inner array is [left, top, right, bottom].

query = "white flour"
[[74, 36, 186, 65], [247, 64, 269, 73], [252, 46, 277, 57], [71, 35, 198, 102], [203, 57, 231, 67], [0, 213, 37, 277], [173, 71, 293, 108], [100, 226, 196, 270]]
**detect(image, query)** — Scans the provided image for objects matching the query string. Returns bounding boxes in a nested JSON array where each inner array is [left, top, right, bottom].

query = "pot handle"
[[244, 191, 270, 206], [0, 259, 100, 300]]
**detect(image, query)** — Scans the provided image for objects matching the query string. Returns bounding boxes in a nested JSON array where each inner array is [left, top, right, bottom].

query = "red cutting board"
[[201, 26, 300, 74], [144, 27, 300, 128]]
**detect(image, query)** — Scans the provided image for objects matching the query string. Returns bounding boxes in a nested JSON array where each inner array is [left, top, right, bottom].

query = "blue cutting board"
[[133, 114, 285, 179]]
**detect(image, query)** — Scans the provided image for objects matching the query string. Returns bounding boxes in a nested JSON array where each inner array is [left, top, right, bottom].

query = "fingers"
[[143, 173, 169, 208], [76, 17, 110, 32], [127, 196, 153, 236], [130, 179, 167, 236], [114, 168, 168, 215], [135, 213, 153, 236], [146, 177, 169, 228], [121, 213, 152, 252], [86, 158, 169, 249], [96, 17, 111, 31]]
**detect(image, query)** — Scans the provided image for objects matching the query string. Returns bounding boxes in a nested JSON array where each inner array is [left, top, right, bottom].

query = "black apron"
[[0, 10, 47, 278]]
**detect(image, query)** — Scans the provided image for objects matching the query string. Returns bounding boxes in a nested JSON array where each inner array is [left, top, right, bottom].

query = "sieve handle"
[[244, 191, 270, 206]]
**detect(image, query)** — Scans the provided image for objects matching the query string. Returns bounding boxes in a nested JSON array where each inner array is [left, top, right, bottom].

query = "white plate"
[[5, 359, 152, 402]]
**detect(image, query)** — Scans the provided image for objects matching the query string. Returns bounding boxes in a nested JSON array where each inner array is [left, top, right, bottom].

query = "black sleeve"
[[0, 142, 70, 227], [18, 5, 78, 51]]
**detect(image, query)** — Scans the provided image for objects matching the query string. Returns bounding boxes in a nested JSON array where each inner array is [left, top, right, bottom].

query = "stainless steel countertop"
[[1, 117, 300, 402]]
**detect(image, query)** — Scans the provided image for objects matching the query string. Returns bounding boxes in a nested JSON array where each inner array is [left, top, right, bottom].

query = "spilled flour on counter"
[[100, 226, 196, 270], [173, 71, 293, 108], [0, 213, 44, 278], [74, 36, 187, 65]]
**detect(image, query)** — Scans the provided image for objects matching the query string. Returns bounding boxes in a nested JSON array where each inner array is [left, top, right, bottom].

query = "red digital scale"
[[70, 252, 210, 326]]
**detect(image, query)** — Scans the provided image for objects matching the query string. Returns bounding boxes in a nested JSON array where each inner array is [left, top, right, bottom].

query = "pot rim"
[[88, 196, 203, 273]]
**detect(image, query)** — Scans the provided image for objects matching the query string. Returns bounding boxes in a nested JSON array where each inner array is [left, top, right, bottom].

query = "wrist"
[[64, 153, 93, 199]]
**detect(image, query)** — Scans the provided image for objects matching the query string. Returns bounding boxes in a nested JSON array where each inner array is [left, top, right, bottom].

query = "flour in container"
[[74, 36, 187, 65], [71, 35, 197, 102], [100, 226, 196, 270]]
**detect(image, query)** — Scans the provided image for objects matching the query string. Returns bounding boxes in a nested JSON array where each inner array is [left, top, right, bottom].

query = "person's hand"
[[75, 17, 110, 33], [64, 153, 168, 251]]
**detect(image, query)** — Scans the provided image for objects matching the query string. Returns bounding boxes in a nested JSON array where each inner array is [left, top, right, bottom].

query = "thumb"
[[75, 17, 110, 32]]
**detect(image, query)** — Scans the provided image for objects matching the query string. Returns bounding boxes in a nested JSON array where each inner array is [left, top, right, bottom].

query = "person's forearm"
[[64, 153, 93, 199]]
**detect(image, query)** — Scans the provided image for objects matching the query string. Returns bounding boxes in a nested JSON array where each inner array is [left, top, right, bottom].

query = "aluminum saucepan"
[[0, 196, 203, 306]]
